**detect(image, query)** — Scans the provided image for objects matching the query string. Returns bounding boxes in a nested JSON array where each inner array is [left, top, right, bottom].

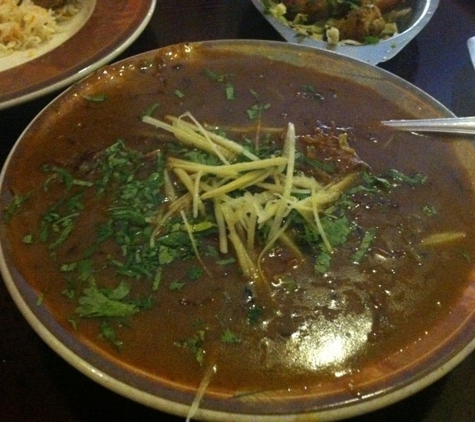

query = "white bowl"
[[251, 0, 439, 65]]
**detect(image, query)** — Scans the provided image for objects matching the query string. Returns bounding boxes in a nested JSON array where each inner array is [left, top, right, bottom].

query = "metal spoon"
[[381, 37, 475, 136], [381, 116, 475, 135], [468, 36, 475, 70]]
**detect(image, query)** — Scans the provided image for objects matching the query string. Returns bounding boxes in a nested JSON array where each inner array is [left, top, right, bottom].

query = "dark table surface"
[[2, 1, 475, 421]]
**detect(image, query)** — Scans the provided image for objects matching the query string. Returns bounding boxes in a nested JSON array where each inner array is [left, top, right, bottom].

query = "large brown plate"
[[2, 40, 475, 421], [0, 0, 156, 110]]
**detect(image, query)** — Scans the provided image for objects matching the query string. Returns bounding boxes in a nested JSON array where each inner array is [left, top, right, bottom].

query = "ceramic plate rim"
[[0, 0, 156, 111]]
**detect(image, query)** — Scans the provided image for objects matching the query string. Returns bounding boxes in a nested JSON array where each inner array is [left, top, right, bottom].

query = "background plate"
[[0, 0, 156, 110]]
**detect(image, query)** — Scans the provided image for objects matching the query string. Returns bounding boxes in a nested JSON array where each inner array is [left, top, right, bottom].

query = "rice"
[[0, 0, 82, 56]]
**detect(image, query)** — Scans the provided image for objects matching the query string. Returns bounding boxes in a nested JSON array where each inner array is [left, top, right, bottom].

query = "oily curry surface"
[[4, 45, 475, 399]]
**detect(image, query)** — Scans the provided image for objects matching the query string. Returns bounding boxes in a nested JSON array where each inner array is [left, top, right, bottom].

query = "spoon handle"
[[381, 116, 475, 135]]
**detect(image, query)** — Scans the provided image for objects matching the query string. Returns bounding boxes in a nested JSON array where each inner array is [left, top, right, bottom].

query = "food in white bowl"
[[251, 0, 440, 64], [265, 0, 410, 44]]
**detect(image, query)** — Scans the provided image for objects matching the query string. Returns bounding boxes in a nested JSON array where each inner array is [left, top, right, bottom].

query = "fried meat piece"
[[281, 0, 406, 21], [282, 0, 350, 20], [32, 0, 67, 9], [299, 128, 369, 184], [335, 5, 386, 42]]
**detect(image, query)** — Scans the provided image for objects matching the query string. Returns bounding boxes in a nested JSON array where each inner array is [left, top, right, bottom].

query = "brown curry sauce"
[[4, 45, 475, 398]]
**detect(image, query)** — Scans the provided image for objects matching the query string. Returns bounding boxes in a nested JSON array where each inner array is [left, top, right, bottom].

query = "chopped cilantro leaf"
[[169, 280, 186, 291], [175, 330, 206, 365], [76, 284, 139, 318], [36, 293, 44, 306], [202, 68, 227, 83], [246, 102, 270, 120], [247, 305, 263, 324], [183, 149, 222, 165], [359, 171, 392, 192], [3, 193, 30, 222], [225, 82, 235, 100], [159, 244, 181, 265], [315, 250, 332, 274], [153, 267, 162, 291], [422, 205, 437, 216], [301, 84, 325, 101], [352, 228, 376, 263], [22, 234, 33, 244], [206, 245, 220, 259], [387, 169, 426, 186], [83, 93, 107, 102], [221, 328, 241, 344], [321, 215, 353, 247], [187, 266, 204, 281], [141, 102, 160, 117], [174, 89, 185, 98], [303, 155, 335, 173], [364, 36, 380, 45], [44, 166, 92, 191], [216, 257, 236, 266], [99, 321, 123, 350]]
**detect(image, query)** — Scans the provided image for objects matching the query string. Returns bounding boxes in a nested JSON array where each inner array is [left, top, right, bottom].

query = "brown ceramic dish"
[[0, 0, 155, 110], [1, 40, 475, 421]]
